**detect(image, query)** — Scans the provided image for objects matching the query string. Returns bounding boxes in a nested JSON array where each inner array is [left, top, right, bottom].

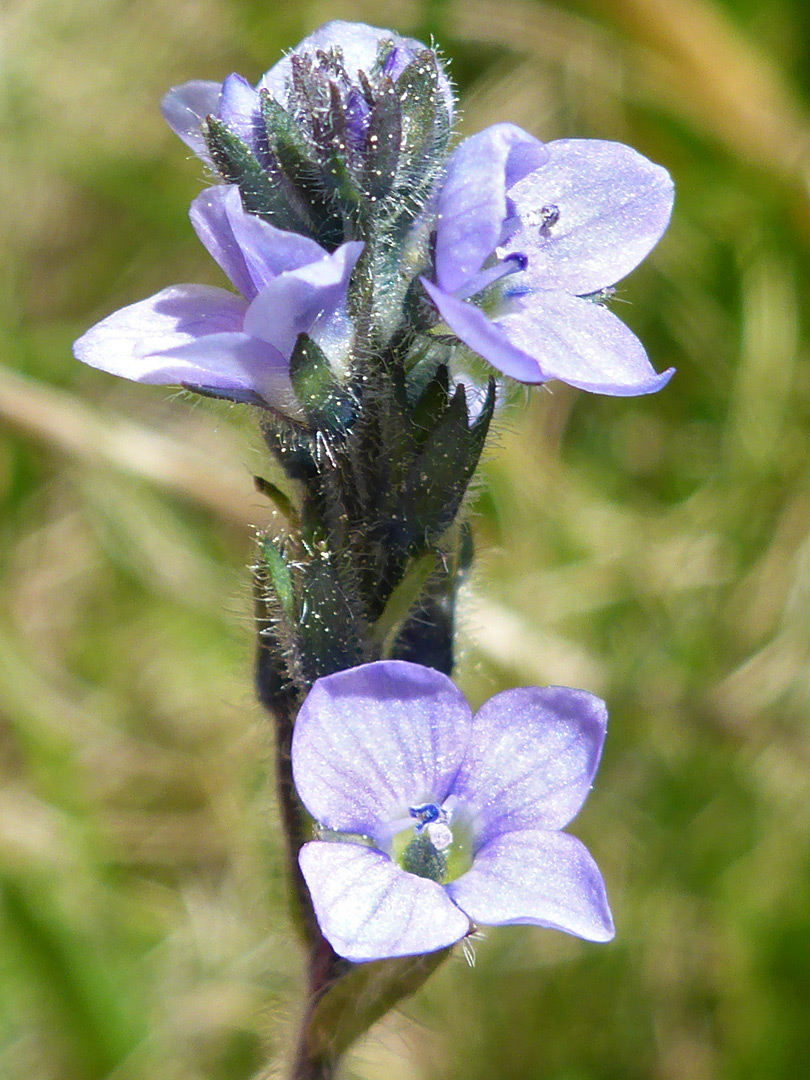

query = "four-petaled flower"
[[293, 659, 614, 962], [73, 184, 362, 410], [422, 123, 675, 396]]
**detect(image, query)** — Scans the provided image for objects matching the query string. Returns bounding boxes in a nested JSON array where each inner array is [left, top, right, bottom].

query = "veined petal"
[[160, 80, 221, 160], [190, 186, 328, 300], [421, 280, 543, 382], [497, 291, 675, 395], [446, 830, 614, 942], [299, 842, 469, 962], [292, 661, 473, 839], [435, 124, 548, 295], [510, 139, 674, 295], [73, 285, 296, 408], [73, 285, 246, 381], [452, 686, 607, 846], [243, 240, 363, 356]]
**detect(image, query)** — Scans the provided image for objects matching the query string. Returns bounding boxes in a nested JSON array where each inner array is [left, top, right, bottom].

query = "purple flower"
[[422, 123, 675, 396], [161, 20, 453, 166], [293, 659, 614, 962], [73, 185, 362, 409]]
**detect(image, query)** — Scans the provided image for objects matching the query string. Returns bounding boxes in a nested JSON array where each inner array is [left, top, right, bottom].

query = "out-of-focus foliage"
[[2, 0, 810, 1077]]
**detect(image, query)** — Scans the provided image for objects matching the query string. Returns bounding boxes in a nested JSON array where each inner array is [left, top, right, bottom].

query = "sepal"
[[260, 89, 312, 183], [289, 333, 357, 434], [409, 363, 451, 447], [391, 522, 473, 674], [259, 413, 319, 483], [300, 950, 450, 1071], [391, 378, 496, 554], [396, 51, 451, 168], [260, 90, 349, 245], [204, 116, 308, 232], [256, 532, 367, 692], [292, 537, 368, 684], [362, 77, 402, 200]]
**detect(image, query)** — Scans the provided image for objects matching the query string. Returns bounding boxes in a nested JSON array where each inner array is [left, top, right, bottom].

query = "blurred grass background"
[[2, 0, 810, 1076]]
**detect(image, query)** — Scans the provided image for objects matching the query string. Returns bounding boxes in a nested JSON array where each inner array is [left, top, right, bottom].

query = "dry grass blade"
[[0, 366, 265, 528]]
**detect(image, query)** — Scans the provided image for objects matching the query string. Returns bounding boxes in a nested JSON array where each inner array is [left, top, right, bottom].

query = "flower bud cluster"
[[202, 26, 452, 257]]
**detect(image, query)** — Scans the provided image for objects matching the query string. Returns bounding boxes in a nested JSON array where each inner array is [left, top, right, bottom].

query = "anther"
[[538, 204, 560, 234]]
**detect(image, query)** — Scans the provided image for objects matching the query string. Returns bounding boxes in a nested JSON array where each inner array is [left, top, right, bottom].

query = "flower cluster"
[[73, 19, 673, 410], [293, 660, 613, 962]]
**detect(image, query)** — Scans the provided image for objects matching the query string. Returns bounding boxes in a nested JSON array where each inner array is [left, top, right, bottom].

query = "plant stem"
[[255, 586, 347, 1077]]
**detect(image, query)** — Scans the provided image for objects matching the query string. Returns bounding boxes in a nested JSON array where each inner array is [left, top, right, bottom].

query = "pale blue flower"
[[422, 123, 675, 396], [73, 185, 362, 408], [294, 660, 614, 962]]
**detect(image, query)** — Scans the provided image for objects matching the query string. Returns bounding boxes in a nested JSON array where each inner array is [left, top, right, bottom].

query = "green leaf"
[[302, 949, 451, 1067], [372, 549, 439, 654]]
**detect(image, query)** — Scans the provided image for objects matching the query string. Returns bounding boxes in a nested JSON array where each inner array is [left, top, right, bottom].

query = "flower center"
[[391, 801, 473, 883]]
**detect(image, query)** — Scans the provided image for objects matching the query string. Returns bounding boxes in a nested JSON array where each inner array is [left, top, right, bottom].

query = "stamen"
[[538, 204, 560, 232], [454, 253, 528, 300], [521, 203, 560, 236], [409, 802, 442, 828]]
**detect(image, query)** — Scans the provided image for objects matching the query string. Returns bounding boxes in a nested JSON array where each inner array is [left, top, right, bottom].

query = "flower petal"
[[292, 660, 473, 839], [190, 186, 327, 301], [218, 72, 263, 153], [189, 187, 256, 301], [509, 139, 674, 295], [300, 841, 469, 961], [160, 80, 221, 160], [435, 124, 548, 295], [421, 279, 542, 382], [446, 830, 614, 942], [497, 290, 675, 395], [243, 240, 363, 356], [73, 285, 246, 381], [452, 686, 607, 845], [73, 284, 296, 408], [157, 332, 297, 409]]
